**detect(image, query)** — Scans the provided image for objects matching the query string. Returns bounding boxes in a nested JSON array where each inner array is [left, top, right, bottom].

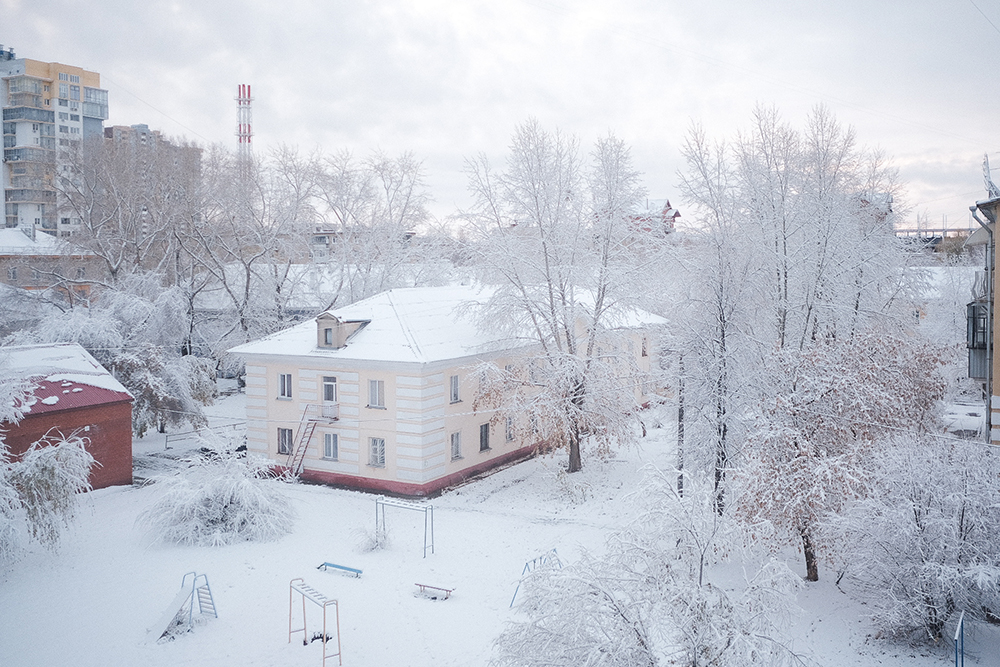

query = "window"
[[323, 327, 333, 346], [278, 373, 292, 399], [69, 74, 80, 83], [506, 417, 514, 442], [32, 122, 40, 131], [69, 114, 79, 121], [59, 125, 68, 133], [277, 428, 294, 455], [59, 83, 68, 98], [480, 423, 490, 452], [449, 375, 460, 403], [58, 73, 68, 81], [7, 267, 17, 282], [450, 432, 462, 460], [324, 433, 338, 460], [323, 376, 337, 402], [75, 267, 85, 279], [369, 437, 385, 467], [368, 379, 385, 408], [58, 99, 67, 107], [641, 337, 648, 357], [58, 112, 68, 121], [70, 85, 80, 101]]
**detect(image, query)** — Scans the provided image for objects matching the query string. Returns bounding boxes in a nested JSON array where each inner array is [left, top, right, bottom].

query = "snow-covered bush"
[[1, 366, 95, 563], [494, 469, 802, 666], [139, 449, 295, 547], [824, 435, 1000, 641], [9, 432, 95, 549]]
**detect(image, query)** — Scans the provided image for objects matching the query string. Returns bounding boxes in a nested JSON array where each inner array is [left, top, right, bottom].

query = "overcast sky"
[[4, 0, 998, 227]]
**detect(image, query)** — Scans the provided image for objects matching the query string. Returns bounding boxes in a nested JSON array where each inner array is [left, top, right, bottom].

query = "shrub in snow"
[[139, 450, 295, 547], [494, 469, 802, 666], [0, 430, 94, 563], [9, 432, 95, 549], [355, 525, 390, 553], [824, 435, 1000, 642]]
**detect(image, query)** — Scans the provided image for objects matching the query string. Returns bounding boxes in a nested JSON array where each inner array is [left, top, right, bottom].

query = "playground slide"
[[146, 587, 192, 644]]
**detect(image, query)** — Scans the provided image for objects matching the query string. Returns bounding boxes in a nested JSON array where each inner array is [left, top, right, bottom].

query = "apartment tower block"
[[0, 45, 108, 238]]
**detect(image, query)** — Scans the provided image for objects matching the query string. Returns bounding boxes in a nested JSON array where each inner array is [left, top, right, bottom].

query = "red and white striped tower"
[[236, 83, 253, 168]]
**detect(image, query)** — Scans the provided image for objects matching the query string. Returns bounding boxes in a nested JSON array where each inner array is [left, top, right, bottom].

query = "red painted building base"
[[283, 443, 540, 498]]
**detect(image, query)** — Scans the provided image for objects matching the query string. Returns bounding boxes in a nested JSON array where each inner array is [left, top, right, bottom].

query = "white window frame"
[[368, 379, 385, 408], [369, 437, 386, 467], [323, 376, 337, 402], [324, 327, 333, 346], [324, 432, 338, 460], [450, 432, 462, 460], [278, 373, 292, 399], [505, 416, 514, 442], [480, 423, 490, 452], [277, 427, 294, 455], [449, 374, 460, 403]]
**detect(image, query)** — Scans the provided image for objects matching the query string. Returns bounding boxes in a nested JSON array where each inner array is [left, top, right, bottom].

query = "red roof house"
[[1, 343, 134, 489]]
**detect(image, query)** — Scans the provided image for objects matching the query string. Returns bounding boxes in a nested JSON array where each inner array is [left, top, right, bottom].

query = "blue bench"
[[317, 562, 362, 578]]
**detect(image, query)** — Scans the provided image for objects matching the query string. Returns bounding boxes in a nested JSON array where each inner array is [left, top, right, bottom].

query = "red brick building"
[[2, 343, 133, 489]]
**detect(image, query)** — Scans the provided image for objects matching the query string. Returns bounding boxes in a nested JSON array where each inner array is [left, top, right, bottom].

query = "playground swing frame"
[[375, 495, 435, 557]]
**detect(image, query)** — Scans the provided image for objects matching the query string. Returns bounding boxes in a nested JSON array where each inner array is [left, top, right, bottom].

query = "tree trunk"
[[801, 527, 819, 582], [677, 353, 685, 496], [567, 379, 585, 473], [568, 426, 582, 473]]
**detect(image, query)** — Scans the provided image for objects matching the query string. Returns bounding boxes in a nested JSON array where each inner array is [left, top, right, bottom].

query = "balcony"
[[82, 101, 108, 120], [7, 92, 43, 109], [3, 147, 54, 163], [304, 403, 339, 423], [5, 189, 56, 204], [2, 107, 54, 123]]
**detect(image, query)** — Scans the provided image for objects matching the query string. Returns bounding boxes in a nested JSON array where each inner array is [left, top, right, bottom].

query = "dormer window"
[[316, 312, 369, 349]]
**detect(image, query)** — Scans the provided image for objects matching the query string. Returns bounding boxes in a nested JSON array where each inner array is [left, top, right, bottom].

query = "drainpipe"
[[972, 202, 996, 442]]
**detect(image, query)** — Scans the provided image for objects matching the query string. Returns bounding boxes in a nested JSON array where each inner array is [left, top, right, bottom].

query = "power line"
[[968, 0, 1000, 37], [100, 74, 213, 144]]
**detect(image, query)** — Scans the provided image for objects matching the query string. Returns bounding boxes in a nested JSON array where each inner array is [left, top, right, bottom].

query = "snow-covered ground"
[[0, 394, 991, 666]]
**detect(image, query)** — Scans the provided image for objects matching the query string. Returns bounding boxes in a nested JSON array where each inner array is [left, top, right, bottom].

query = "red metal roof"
[[23, 378, 132, 416]]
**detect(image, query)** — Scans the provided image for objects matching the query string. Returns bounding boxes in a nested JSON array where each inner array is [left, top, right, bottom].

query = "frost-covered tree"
[[735, 332, 945, 581], [494, 470, 802, 666], [0, 365, 95, 562], [675, 106, 915, 513], [22, 273, 216, 435], [825, 435, 1000, 641], [311, 150, 436, 306], [138, 446, 295, 547], [466, 121, 663, 472]]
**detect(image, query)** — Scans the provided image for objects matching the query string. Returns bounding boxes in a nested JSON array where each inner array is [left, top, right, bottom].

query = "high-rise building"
[[0, 45, 109, 238]]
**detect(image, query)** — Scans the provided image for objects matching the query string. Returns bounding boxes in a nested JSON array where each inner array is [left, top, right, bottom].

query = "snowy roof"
[[1, 343, 132, 417], [230, 286, 518, 364], [230, 285, 665, 365], [0, 228, 83, 256]]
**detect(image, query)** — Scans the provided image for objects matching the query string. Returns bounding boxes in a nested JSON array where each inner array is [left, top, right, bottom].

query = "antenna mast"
[[236, 83, 253, 171]]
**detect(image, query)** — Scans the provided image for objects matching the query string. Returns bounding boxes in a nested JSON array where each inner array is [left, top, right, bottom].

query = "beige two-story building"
[[230, 285, 659, 496]]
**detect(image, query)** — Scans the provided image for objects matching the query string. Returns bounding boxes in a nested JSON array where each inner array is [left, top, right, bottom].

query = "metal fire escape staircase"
[[286, 404, 338, 476]]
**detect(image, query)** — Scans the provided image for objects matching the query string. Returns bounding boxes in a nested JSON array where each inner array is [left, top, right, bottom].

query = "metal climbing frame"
[[289, 578, 342, 667], [375, 496, 435, 557], [510, 548, 562, 607]]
